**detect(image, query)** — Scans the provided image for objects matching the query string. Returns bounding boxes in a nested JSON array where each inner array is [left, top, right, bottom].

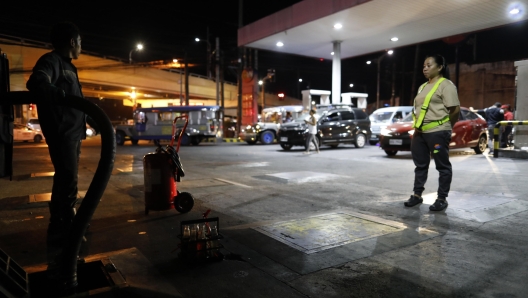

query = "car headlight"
[[408, 129, 415, 136], [246, 125, 252, 130], [380, 128, 392, 136]]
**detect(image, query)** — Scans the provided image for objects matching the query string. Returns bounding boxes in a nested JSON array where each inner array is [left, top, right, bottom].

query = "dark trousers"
[[501, 125, 513, 148], [46, 138, 81, 222], [411, 130, 452, 199]]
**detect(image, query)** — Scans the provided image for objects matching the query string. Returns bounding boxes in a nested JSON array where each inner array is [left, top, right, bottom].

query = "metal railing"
[[493, 120, 528, 158]]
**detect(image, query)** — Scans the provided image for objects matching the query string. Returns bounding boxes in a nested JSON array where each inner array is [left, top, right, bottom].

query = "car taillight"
[[210, 123, 215, 131]]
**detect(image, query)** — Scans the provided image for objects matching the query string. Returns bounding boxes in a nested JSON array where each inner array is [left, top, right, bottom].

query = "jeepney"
[[239, 105, 305, 145], [114, 106, 222, 146]]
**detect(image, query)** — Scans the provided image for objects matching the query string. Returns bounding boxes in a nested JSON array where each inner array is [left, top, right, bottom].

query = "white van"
[[369, 106, 413, 145], [26, 118, 41, 131]]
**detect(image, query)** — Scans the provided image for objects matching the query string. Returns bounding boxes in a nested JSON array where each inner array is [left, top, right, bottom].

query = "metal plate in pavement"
[[261, 171, 344, 184], [253, 212, 404, 254]]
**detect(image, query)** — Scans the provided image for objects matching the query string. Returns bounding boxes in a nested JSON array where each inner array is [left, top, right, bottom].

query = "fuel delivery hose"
[[6, 91, 116, 292]]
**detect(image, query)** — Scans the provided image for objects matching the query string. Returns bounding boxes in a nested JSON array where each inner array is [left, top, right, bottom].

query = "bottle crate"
[[178, 217, 223, 261]]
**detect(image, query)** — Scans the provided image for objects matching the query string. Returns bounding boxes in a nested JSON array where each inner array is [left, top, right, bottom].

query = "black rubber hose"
[[6, 91, 115, 291]]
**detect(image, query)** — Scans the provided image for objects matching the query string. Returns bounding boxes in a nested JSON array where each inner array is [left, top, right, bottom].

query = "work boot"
[[404, 194, 423, 207], [429, 198, 448, 211]]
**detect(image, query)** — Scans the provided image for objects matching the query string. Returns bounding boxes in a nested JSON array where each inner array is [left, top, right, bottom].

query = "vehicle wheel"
[[174, 192, 194, 213], [354, 133, 366, 148], [246, 140, 257, 145], [384, 150, 398, 156], [180, 134, 190, 146], [473, 134, 487, 154], [116, 131, 126, 146], [369, 140, 378, 145], [191, 137, 200, 146], [33, 135, 42, 143], [131, 139, 139, 145], [330, 144, 339, 148], [280, 143, 292, 151], [260, 131, 275, 145]]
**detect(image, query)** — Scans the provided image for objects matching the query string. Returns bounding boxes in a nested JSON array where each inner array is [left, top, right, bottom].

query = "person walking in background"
[[501, 104, 514, 148], [404, 54, 460, 212], [26, 22, 96, 241], [470, 102, 504, 155], [303, 109, 319, 154]]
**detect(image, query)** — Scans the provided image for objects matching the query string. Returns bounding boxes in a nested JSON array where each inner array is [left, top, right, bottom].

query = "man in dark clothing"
[[26, 22, 91, 239], [471, 102, 504, 155]]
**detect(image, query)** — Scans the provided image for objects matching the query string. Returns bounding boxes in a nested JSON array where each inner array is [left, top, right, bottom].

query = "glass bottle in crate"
[[210, 225, 220, 256], [197, 225, 207, 258], [183, 225, 190, 240], [190, 224, 197, 241], [183, 225, 191, 252]]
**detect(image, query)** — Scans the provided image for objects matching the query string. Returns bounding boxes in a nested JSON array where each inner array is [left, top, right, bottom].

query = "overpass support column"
[[332, 41, 342, 104]]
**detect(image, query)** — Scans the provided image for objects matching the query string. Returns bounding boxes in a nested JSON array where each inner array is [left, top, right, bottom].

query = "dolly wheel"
[[174, 192, 194, 213]]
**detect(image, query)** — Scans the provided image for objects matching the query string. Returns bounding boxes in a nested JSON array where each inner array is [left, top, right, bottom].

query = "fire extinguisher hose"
[[157, 144, 185, 179]]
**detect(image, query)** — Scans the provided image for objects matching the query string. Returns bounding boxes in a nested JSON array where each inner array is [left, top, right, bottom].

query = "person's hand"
[[469, 107, 475, 112], [86, 116, 100, 136]]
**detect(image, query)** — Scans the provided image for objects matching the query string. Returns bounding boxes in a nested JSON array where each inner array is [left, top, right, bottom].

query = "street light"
[[195, 28, 212, 79], [129, 43, 143, 64], [370, 50, 393, 109], [349, 83, 367, 93], [258, 69, 275, 109]]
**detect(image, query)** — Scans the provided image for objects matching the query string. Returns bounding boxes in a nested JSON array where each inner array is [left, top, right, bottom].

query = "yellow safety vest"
[[412, 78, 450, 131]]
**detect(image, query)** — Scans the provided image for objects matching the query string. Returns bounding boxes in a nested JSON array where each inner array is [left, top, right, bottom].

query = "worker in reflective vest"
[[404, 54, 460, 212]]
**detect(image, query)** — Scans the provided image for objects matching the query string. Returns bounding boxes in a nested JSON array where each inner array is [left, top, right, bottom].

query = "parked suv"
[[278, 107, 371, 151]]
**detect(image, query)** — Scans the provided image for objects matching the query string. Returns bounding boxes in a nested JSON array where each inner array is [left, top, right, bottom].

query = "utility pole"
[[391, 63, 395, 106], [185, 51, 189, 106], [237, 0, 243, 136], [207, 27, 212, 79], [215, 37, 220, 107], [411, 44, 420, 100]]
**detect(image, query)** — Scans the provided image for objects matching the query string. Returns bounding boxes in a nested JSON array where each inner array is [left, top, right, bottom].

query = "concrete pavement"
[[1, 137, 528, 297]]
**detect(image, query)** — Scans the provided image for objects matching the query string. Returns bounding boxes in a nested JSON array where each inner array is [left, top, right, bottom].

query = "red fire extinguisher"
[[143, 115, 195, 215]]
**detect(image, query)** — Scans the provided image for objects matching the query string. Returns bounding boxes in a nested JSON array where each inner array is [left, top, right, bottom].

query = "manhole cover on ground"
[[260, 171, 344, 184], [253, 212, 404, 254]]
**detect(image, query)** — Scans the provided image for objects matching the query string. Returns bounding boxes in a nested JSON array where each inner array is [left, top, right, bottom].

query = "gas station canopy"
[[238, 0, 527, 60]]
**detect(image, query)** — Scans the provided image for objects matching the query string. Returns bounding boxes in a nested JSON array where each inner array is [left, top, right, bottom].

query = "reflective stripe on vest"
[[412, 78, 447, 131]]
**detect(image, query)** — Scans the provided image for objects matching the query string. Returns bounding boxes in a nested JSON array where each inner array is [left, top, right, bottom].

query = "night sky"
[[1, 1, 528, 104]]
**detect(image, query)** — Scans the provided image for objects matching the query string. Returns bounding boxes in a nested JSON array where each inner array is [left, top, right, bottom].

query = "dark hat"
[[494, 102, 502, 107]]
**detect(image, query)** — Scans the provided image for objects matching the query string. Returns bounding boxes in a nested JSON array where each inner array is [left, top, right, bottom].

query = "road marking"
[[214, 178, 252, 188]]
